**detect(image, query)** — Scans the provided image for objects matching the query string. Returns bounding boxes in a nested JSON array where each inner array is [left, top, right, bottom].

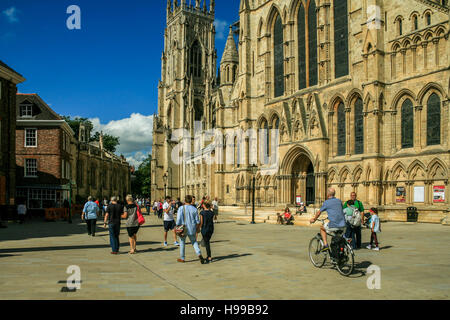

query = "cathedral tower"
[[152, 0, 216, 200]]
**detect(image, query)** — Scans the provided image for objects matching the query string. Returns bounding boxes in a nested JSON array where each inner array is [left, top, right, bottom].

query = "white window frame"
[[25, 159, 38, 178], [24, 128, 38, 147], [20, 104, 33, 118]]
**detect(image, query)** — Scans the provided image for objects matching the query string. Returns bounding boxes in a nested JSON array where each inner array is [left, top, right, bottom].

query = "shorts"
[[213, 209, 218, 216], [127, 226, 140, 237], [164, 220, 176, 232], [324, 222, 345, 235]]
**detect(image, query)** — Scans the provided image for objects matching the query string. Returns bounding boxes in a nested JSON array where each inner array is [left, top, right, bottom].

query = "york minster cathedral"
[[152, 0, 449, 222]]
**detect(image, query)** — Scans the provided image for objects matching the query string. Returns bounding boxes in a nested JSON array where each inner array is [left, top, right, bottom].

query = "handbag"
[[175, 206, 186, 237], [136, 204, 145, 226]]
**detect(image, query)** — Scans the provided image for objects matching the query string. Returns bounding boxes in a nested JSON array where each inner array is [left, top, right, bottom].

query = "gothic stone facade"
[[152, 0, 450, 222]]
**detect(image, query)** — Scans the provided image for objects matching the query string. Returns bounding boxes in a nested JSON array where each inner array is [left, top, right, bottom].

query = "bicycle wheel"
[[308, 237, 327, 268], [336, 242, 354, 276]]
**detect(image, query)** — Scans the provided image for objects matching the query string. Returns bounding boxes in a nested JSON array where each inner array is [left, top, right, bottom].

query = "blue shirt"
[[176, 204, 199, 236], [83, 201, 99, 220], [320, 197, 346, 228]]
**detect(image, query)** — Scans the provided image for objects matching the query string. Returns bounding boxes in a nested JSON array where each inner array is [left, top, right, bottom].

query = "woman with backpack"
[[343, 192, 365, 249]]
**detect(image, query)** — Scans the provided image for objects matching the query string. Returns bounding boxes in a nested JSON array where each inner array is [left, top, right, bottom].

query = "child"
[[366, 208, 381, 251]]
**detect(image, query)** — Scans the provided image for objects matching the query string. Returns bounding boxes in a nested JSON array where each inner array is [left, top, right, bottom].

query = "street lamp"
[[249, 164, 258, 224]]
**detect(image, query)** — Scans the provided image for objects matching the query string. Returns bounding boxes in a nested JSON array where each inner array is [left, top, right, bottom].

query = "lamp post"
[[249, 164, 258, 224]]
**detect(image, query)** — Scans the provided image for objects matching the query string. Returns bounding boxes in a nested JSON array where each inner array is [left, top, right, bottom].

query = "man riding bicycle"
[[310, 188, 346, 252]]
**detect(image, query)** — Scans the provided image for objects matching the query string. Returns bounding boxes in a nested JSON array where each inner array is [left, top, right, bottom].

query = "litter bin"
[[407, 207, 418, 222]]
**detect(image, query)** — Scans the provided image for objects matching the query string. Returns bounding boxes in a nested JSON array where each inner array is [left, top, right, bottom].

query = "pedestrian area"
[[0, 215, 449, 300]]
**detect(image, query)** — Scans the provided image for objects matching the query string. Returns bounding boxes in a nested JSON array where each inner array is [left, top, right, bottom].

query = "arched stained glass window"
[[194, 99, 203, 122], [190, 40, 202, 78], [337, 102, 346, 156], [273, 14, 285, 98], [427, 93, 441, 146], [235, 136, 241, 168], [298, 3, 306, 90], [401, 99, 414, 148], [354, 98, 364, 154], [264, 120, 269, 159], [334, 0, 349, 78], [308, 0, 318, 87]]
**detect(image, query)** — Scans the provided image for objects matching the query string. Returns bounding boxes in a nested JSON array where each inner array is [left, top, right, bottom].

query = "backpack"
[[348, 207, 362, 227]]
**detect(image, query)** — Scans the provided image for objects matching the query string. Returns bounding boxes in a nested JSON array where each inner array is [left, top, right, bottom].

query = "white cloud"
[[2, 7, 19, 23], [90, 113, 154, 166], [214, 19, 228, 40]]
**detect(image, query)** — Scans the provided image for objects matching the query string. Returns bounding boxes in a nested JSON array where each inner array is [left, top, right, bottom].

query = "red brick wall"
[[16, 127, 62, 184]]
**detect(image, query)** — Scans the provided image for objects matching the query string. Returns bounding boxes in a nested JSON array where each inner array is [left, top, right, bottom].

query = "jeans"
[[179, 233, 202, 260], [370, 232, 379, 247], [202, 233, 212, 258], [86, 219, 97, 235], [109, 223, 121, 253]]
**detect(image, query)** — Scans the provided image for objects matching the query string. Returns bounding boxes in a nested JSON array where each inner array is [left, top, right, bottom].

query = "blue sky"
[[1, 0, 239, 166]]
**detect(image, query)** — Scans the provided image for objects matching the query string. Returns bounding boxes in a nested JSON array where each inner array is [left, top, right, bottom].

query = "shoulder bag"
[[175, 206, 186, 237], [136, 204, 145, 226]]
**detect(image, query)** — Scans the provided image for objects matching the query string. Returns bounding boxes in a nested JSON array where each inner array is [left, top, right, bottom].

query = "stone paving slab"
[[0, 216, 449, 300]]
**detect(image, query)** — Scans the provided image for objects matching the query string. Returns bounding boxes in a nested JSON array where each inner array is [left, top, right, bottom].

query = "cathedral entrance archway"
[[290, 154, 315, 205]]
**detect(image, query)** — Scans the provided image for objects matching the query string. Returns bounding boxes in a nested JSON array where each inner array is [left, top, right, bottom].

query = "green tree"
[[61, 115, 120, 153], [131, 154, 152, 197], [91, 132, 120, 153]]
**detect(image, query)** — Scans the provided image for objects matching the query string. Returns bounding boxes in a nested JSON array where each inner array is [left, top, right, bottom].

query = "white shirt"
[[163, 202, 174, 221], [212, 200, 219, 210]]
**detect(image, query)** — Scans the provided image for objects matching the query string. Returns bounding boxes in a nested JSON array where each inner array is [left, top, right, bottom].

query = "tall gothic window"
[[298, 2, 306, 90], [337, 102, 346, 156], [401, 99, 414, 148], [308, 0, 318, 87], [427, 93, 441, 146], [190, 40, 202, 78], [194, 99, 203, 122], [354, 98, 364, 154], [274, 14, 285, 98], [334, 0, 349, 78], [235, 136, 241, 168]]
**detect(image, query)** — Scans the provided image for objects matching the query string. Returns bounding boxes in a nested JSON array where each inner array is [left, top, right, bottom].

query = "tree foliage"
[[131, 154, 152, 197], [61, 115, 120, 153]]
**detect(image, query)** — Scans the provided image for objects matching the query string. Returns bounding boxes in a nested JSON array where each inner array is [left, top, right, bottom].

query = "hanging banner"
[[296, 195, 302, 205], [396, 187, 406, 203], [433, 186, 445, 203]]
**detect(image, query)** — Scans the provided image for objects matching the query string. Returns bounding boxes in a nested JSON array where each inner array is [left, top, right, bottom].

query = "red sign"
[[296, 195, 302, 205], [433, 186, 445, 203]]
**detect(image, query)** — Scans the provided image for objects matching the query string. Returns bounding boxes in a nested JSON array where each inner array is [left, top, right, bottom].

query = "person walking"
[[123, 195, 140, 254], [176, 195, 205, 264], [145, 199, 151, 216], [367, 208, 381, 251], [212, 197, 219, 222], [158, 199, 163, 219], [163, 196, 179, 246], [343, 192, 365, 249], [199, 201, 215, 263], [104, 196, 125, 254], [17, 202, 27, 224], [82, 196, 99, 237]]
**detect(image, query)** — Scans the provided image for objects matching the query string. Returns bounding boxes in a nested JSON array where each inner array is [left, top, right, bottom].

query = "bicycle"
[[308, 218, 355, 276]]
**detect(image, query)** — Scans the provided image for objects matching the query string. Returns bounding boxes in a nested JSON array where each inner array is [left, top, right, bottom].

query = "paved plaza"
[[0, 214, 449, 300]]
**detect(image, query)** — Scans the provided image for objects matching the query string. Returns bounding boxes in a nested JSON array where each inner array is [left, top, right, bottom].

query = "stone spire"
[[221, 26, 239, 65]]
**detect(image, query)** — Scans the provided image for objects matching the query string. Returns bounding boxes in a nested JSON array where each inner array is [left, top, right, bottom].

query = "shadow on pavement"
[[349, 260, 373, 278], [0, 241, 160, 254], [0, 254, 21, 258], [211, 253, 253, 262]]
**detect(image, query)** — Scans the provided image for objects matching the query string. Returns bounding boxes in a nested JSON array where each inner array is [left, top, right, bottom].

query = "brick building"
[[15, 94, 131, 209], [16, 94, 75, 209], [0, 61, 25, 218]]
